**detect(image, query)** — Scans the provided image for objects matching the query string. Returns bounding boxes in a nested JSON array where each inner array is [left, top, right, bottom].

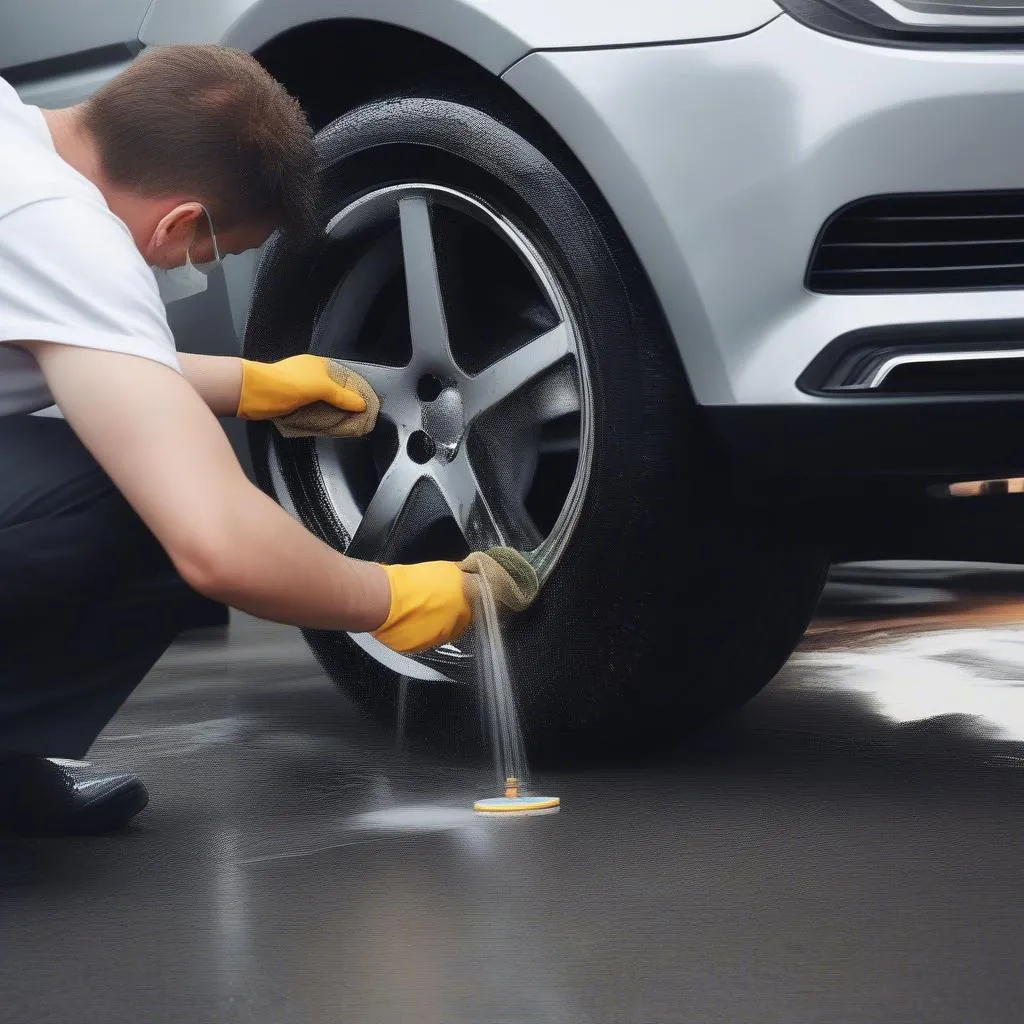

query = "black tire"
[[244, 95, 828, 760]]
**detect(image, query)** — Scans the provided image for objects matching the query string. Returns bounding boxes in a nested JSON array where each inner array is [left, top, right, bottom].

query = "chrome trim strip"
[[866, 348, 1024, 389], [868, 0, 1024, 28]]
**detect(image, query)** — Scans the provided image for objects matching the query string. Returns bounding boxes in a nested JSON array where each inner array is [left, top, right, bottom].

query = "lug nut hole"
[[407, 430, 436, 464], [416, 374, 446, 402]]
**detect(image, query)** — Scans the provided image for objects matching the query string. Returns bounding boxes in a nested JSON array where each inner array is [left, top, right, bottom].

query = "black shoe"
[[0, 755, 148, 836]]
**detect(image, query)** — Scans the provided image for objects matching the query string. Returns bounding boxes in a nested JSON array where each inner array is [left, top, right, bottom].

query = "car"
[[8, 0, 1024, 756]]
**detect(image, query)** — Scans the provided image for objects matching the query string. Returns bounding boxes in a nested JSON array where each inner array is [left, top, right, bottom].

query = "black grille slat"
[[828, 215, 1024, 246], [808, 192, 1024, 292], [813, 265, 1024, 293], [817, 242, 1024, 272], [824, 237, 1024, 248], [829, 216, 1024, 245], [849, 213, 1024, 221]]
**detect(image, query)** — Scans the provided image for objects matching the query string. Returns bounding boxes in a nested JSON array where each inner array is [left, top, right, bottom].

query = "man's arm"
[[176, 352, 371, 425], [21, 341, 390, 631], [177, 352, 242, 416]]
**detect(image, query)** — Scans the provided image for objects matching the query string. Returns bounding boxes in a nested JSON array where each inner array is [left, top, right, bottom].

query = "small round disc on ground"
[[473, 795, 560, 814]]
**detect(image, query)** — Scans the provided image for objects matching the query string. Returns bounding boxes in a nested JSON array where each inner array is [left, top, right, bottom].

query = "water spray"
[[471, 571, 560, 816]]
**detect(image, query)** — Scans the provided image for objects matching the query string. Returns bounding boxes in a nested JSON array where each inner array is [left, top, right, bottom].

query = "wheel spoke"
[[434, 447, 542, 552], [347, 453, 424, 560], [398, 196, 452, 366], [336, 359, 407, 395], [338, 360, 415, 425], [530, 363, 582, 426], [462, 323, 572, 423], [434, 449, 507, 550]]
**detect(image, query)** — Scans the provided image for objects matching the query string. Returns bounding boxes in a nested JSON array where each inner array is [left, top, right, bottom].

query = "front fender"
[[139, 0, 782, 75]]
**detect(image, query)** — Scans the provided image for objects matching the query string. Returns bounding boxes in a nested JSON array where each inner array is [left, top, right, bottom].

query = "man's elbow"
[[170, 532, 244, 603]]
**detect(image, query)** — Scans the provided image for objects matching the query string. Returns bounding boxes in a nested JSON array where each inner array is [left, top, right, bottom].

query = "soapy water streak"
[[474, 574, 530, 791]]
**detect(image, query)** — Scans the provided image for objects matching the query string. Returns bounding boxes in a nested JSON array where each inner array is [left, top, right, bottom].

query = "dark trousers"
[[0, 415, 202, 758]]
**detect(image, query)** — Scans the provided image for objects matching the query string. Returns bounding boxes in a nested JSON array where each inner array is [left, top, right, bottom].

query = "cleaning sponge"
[[459, 547, 539, 612], [272, 359, 380, 438]]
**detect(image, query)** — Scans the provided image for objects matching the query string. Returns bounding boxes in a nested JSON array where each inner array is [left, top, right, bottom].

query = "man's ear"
[[147, 202, 204, 267]]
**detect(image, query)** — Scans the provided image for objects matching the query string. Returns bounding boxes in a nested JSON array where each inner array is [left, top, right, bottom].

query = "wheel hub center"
[[420, 385, 465, 462]]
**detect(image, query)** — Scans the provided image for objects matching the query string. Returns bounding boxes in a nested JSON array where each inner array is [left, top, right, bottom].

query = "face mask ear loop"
[[200, 205, 221, 265]]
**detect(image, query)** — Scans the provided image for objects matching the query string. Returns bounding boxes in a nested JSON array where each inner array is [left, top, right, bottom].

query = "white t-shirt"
[[0, 75, 181, 416]]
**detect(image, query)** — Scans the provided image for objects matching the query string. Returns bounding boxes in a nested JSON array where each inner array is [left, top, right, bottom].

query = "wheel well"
[[255, 19, 698, 409], [255, 21, 613, 216], [255, 20, 507, 133]]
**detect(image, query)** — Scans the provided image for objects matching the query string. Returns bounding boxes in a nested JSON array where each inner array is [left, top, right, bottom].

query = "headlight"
[[775, 0, 1024, 43]]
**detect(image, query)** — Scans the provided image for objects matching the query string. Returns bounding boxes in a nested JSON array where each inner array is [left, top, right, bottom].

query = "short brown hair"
[[82, 44, 318, 241]]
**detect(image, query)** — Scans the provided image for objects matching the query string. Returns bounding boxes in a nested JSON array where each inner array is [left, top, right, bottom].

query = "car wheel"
[[244, 95, 828, 759]]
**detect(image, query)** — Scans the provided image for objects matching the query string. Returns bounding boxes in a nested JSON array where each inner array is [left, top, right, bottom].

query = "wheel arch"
[[249, 19, 701, 417], [253, 20, 507, 133]]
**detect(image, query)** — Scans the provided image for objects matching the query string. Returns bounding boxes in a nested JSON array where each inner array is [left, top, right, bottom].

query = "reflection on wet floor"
[[788, 563, 1024, 745], [794, 629, 1024, 742], [5, 562, 1024, 1023]]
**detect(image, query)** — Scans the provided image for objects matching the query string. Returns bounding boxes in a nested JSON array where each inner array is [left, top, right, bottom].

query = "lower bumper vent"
[[798, 321, 1024, 397]]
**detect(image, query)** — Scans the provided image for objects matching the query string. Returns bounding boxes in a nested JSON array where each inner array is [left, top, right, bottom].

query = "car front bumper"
[[504, 13, 1024, 414]]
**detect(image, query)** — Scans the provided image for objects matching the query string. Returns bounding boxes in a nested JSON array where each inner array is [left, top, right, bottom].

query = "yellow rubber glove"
[[237, 355, 379, 437], [371, 562, 472, 655], [371, 549, 540, 655]]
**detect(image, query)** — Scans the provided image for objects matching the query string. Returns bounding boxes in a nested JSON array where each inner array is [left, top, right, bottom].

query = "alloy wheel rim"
[[270, 183, 594, 681]]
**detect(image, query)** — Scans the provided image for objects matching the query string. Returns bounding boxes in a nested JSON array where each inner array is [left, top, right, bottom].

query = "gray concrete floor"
[[4, 571, 1024, 1023]]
